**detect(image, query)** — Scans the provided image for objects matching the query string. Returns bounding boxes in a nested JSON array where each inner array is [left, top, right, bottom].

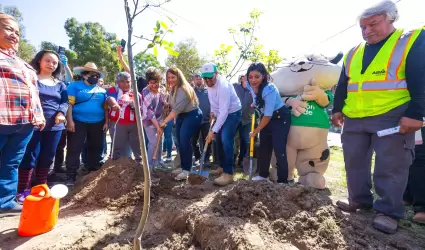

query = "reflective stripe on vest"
[[342, 27, 422, 118]]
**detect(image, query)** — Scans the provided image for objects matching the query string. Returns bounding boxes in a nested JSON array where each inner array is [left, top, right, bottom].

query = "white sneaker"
[[175, 170, 189, 181], [252, 176, 270, 182], [171, 168, 183, 175]]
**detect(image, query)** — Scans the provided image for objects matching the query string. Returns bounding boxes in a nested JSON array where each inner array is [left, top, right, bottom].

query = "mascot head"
[[271, 52, 343, 96]]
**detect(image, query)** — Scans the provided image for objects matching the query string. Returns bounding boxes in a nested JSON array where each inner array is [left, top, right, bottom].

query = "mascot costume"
[[269, 52, 343, 189]]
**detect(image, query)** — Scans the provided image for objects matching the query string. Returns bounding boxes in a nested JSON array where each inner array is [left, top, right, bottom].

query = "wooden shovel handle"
[[152, 128, 164, 161]]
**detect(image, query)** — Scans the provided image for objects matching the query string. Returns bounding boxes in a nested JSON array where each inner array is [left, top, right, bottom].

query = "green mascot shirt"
[[290, 90, 334, 129]]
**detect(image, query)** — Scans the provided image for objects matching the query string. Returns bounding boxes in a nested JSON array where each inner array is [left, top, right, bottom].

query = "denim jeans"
[[67, 120, 105, 175], [216, 110, 242, 175], [176, 108, 202, 171], [20, 130, 63, 170], [258, 107, 291, 183], [0, 124, 34, 210], [162, 120, 174, 158], [237, 123, 251, 163], [191, 122, 212, 161], [82, 132, 108, 165]]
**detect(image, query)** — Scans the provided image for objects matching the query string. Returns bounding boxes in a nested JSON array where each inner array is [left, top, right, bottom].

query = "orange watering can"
[[18, 184, 68, 237]]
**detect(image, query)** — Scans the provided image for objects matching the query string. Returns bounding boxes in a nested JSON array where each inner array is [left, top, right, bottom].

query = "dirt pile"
[[4, 159, 423, 250], [64, 157, 145, 210]]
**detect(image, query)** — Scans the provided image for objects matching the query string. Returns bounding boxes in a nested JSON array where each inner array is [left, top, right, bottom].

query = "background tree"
[[40, 41, 78, 67], [165, 38, 206, 81], [64, 18, 121, 83], [214, 9, 284, 80], [133, 52, 163, 77], [1, 5, 36, 62]]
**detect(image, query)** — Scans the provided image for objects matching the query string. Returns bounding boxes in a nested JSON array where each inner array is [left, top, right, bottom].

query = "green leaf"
[[168, 41, 174, 47], [153, 27, 158, 33], [153, 46, 158, 57], [156, 21, 161, 31], [168, 29, 174, 33], [159, 21, 168, 30], [147, 43, 154, 48]]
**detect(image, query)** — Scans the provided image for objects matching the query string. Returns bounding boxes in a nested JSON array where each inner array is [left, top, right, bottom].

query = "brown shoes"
[[336, 199, 372, 212], [210, 167, 223, 176], [213, 173, 234, 186], [372, 213, 398, 234], [413, 212, 425, 224]]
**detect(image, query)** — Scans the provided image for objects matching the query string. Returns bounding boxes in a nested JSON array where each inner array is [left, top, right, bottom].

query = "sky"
[[3, 0, 425, 74]]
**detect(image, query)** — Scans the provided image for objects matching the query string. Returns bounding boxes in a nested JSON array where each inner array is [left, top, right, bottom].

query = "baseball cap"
[[201, 63, 218, 78]]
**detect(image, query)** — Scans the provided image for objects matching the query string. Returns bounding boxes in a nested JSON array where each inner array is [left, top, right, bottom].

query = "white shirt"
[[207, 76, 241, 133]]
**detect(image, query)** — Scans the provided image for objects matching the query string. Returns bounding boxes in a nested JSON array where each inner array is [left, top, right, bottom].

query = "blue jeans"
[[176, 109, 202, 171], [82, 133, 107, 165], [0, 124, 34, 210], [162, 120, 173, 158], [237, 123, 251, 162], [20, 130, 63, 169], [216, 110, 241, 175]]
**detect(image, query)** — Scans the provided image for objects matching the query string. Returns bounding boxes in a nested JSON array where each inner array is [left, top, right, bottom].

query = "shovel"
[[248, 113, 255, 180], [187, 119, 215, 185]]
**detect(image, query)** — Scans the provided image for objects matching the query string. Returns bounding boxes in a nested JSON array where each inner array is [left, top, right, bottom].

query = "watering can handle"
[[29, 184, 51, 200]]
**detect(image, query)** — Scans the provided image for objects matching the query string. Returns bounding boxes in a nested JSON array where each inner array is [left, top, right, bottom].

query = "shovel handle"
[[152, 128, 164, 161], [249, 113, 255, 157]]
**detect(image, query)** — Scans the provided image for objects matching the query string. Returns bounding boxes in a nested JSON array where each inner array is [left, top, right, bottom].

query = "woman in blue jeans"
[[0, 13, 46, 217], [17, 50, 68, 202], [160, 66, 202, 181], [246, 62, 291, 184]]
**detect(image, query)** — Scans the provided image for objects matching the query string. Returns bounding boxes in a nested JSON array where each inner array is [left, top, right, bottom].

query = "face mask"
[[86, 77, 99, 85]]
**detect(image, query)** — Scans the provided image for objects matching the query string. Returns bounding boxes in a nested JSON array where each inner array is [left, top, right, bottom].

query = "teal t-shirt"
[[67, 81, 106, 123], [290, 90, 333, 129]]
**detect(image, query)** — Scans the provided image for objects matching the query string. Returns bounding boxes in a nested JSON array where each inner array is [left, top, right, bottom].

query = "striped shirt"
[[0, 48, 44, 125]]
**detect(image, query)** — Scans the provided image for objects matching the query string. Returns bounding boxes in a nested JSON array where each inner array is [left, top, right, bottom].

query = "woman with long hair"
[[160, 66, 202, 180], [246, 62, 291, 184], [16, 50, 68, 202]]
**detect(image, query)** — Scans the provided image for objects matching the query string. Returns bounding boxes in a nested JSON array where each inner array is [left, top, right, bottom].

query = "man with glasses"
[[203, 63, 241, 186]]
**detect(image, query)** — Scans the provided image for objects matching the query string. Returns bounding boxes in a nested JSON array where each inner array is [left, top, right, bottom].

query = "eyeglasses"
[[203, 77, 213, 80], [88, 74, 101, 78]]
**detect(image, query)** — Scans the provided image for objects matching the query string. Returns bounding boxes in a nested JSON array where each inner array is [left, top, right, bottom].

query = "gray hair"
[[358, 0, 399, 22], [115, 72, 131, 83]]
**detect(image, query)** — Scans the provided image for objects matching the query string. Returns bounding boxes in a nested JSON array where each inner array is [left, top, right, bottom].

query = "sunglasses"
[[88, 74, 101, 78], [203, 76, 213, 80]]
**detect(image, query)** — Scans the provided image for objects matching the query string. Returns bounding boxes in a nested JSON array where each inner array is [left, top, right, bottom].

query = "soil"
[[1, 158, 425, 250]]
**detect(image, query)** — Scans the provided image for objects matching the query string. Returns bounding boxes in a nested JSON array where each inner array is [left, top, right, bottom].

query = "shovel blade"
[[187, 173, 207, 185]]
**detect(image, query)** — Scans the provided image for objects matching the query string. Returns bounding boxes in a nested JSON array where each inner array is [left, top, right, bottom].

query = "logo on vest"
[[372, 69, 386, 76]]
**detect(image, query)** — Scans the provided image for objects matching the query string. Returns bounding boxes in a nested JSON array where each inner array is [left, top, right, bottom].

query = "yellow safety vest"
[[342, 28, 422, 118]]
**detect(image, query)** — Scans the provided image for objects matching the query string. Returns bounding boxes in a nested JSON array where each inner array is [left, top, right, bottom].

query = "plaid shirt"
[[141, 87, 166, 127], [0, 48, 44, 125]]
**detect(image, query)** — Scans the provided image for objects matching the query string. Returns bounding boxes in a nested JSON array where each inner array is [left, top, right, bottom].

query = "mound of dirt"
[[4, 159, 424, 250], [64, 157, 144, 210]]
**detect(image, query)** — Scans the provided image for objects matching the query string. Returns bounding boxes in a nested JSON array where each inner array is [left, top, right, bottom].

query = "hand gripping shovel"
[[187, 119, 215, 185]]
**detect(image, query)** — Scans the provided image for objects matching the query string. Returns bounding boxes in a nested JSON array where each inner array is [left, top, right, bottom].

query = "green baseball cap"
[[201, 63, 218, 78]]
